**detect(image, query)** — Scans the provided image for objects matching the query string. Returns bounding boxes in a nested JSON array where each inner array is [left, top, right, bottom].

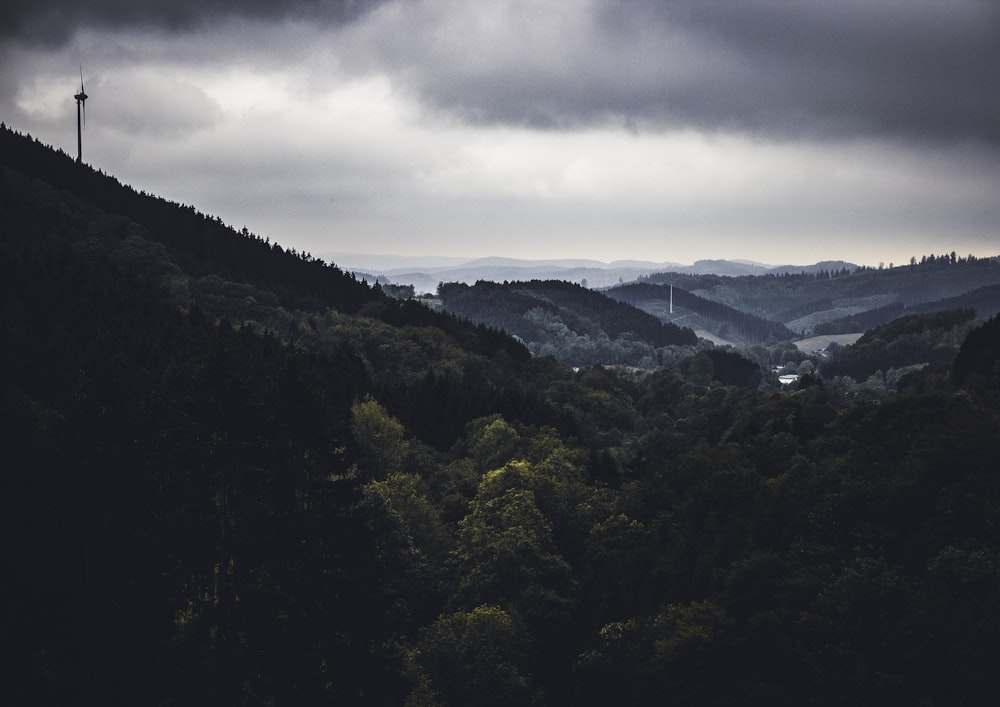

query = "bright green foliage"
[[351, 395, 410, 480], [367, 472, 453, 565], [466, 415, 522, 473], [453, 483, 575, 627], [405, 605, 541, 706]]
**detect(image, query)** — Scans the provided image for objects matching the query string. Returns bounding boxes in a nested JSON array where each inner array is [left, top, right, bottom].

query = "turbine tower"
[[74, 66, 88, 163]]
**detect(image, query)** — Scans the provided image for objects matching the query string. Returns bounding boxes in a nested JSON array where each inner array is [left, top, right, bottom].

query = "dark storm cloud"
[[373, 0, 1000, 144], [0, 0, 383, 45], [3, 0, 996, 267], [660, 1, 1000, 143], [6, 1, 997, 145]]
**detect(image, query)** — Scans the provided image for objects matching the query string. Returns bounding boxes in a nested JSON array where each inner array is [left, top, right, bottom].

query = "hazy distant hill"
[[343, 256, 685, 293], [629, 259, 1000, 337], [331, 254, 860, 294], [331, 249, 1000, 354]]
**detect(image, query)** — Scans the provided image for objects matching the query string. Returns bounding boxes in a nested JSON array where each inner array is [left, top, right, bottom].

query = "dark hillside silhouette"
[[0, 124, 527, 365], [821, 309, 977, 381], [0, 123, 373, 312], [952, 315, 1000, 389]]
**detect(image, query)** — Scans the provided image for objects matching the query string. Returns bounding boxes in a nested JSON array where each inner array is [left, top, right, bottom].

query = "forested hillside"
[[4, 125, 1000, 705], [438, 279, 698, 367], [608, 281, 797, 344], [821, 309, 979, 381], [630, 259, 1000, 336]]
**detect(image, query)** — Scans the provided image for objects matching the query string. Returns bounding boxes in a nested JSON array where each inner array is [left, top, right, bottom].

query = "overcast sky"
[[3, 0, 999, 267]]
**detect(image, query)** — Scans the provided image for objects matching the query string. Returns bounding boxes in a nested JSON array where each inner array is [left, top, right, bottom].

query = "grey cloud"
[[5, 0, 999, 148], [0, 0, 384, 45], [364, 0, 1000, 144], [98, 74, 223, 137], [670, 1, 1000, 142]]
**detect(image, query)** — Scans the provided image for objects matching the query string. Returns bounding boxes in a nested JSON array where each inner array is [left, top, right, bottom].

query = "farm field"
[[793, 332, 864, 352]]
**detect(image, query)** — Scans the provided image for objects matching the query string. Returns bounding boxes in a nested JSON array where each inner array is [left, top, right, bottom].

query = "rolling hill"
[[332, 254, 860, 294], [436, 279, 698, 367], [631, 259, 1000, 337]]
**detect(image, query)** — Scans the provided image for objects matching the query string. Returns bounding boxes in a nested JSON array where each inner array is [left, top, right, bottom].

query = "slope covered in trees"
[[821, 309, 978, 381], [438, 279, 698, 367], [952, 314, 1000, 389], [4, 126, 1000, 705], [632, 258, 1000, 336], [608, 281, 797, 344]]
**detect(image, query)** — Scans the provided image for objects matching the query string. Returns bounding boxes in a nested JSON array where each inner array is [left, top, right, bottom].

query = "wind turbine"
[[74, 65, 88, 163]]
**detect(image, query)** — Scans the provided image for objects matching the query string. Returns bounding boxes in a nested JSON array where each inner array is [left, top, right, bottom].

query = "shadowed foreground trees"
[[405, 605, 541, 706]]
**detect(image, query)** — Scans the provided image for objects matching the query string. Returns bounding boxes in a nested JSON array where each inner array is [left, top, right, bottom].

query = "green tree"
[[405, 605, 541, 706], [452, 482, 575, 628], [366, 471, 453, 567], [351, 395, 409, 480], [465, 415, 522, 473]]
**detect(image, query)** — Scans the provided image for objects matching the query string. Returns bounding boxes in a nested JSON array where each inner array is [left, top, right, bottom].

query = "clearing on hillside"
[[793, 332, 863, 352]]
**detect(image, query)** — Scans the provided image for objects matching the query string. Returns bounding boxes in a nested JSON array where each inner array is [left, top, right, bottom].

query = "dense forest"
[[607, 281, 797, 344], [819, 309, 980, 381], [433, 262, 1000, 360], [437, 279, 698, 367], [4, 124, 1000, 705], [629, 258, 1000, 337]]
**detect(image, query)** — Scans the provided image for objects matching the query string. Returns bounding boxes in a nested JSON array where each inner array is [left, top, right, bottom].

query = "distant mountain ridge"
[[330, 253, 860, 293]]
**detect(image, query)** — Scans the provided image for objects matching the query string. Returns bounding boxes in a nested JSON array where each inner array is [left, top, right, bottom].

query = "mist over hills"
[[333, 253, 861, 293], [361, 249, 1000, 355]]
